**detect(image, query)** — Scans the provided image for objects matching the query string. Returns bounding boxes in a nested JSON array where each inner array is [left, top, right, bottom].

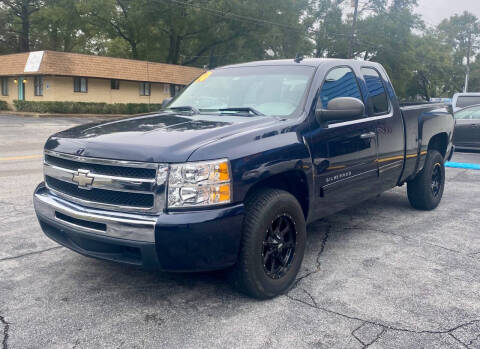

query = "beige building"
[[0, 51, 204, 109]]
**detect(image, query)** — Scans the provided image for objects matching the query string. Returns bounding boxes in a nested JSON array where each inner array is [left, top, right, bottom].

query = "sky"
[[415, 0, 480, 26]]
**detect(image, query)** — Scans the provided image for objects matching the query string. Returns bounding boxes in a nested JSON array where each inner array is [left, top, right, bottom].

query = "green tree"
[[353, 0, 423, 98], [405, 33, 453, 100], [438, 11, 480, 93], [32, 0, 93, 52], [305, 0, 349, 58], [0, 0, 44, 51]]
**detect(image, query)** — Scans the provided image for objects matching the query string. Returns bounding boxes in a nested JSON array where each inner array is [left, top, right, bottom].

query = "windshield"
[[168, 65, 315, 117]]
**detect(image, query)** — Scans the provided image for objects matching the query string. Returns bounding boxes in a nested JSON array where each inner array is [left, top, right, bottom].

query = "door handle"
[[360, 132, 376, 139]]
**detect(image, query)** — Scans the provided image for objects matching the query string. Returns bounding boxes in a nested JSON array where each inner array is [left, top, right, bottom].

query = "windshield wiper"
[[168, 106, 200, 115], [218, 107, 265, 116]]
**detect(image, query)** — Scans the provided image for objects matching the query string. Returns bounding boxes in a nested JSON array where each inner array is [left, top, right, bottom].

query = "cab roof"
[[219, 57, 382, 70]]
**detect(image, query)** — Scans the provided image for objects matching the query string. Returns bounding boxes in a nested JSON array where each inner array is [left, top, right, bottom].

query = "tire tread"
[[230, 188, 304, 299], [407, 150, 445, 210]]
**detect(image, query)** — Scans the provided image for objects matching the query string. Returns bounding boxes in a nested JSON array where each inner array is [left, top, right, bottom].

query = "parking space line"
[[445, 162, 480, 170], [0, 154, 43, 162]]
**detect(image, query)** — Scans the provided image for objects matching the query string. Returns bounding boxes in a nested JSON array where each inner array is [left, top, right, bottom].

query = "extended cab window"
[[318, 67, 362, 109], [168, 65, 315, 117], [361, 67, 389, 114]]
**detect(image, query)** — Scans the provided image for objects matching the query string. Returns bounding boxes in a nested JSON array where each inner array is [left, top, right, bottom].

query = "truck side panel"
[[398, 104, 453, 183], [416, 109, 455, 171]]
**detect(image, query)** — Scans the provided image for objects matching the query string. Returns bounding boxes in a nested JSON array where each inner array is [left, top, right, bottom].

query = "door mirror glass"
[[316, 97, 365, 124]]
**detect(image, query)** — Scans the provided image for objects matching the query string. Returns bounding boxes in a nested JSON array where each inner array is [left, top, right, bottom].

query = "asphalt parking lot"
[[1, 114, 480, 349]]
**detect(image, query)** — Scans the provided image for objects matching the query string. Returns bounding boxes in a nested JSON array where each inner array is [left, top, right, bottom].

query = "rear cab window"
[[361, 67, 390, 115]]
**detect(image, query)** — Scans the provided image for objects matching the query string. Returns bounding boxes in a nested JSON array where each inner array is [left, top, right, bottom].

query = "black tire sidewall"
[[408, 150, 445, 210], [424, 151, 446, 207], [245, 191, 306, 298]]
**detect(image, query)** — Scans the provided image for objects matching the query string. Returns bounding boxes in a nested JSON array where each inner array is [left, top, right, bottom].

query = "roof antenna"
[[294, 54, 304, 63]]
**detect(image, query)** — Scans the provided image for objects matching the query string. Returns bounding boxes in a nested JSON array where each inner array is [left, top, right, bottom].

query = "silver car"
[[453, 104, 480, 151]]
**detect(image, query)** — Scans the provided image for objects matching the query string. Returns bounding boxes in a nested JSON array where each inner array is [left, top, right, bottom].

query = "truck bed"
[[399, 103, 450, 183]]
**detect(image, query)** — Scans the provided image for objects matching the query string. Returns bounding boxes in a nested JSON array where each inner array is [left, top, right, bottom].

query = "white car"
[[452, 92, 480, 112]]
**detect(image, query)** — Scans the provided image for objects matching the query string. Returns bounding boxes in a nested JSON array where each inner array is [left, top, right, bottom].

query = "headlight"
[[167, 159, 231, 208]]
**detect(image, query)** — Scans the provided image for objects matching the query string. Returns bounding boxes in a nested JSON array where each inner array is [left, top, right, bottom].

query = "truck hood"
[[45, 112, 278, 163]]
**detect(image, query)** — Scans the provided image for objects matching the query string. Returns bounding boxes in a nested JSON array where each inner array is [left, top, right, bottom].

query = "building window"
[[1, 77, 7, 96], [74, 77, 88, 93], [163, 83, 170, 94], [34, 76, 43, 96], [111, 79, 120, 90], [139, 82, 151, 96]]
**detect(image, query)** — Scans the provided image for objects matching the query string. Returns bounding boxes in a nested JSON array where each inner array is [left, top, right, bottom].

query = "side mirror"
[[161, 97, 173, 109], [446, 104, 454, 116], [316, 97, 365, 124]]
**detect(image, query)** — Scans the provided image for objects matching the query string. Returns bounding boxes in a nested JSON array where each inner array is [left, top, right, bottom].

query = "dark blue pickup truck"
[[34, 58, 454, 298]]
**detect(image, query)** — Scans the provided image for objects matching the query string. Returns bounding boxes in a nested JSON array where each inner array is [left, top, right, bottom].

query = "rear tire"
[[229, 188, 306, 299], [407, 150, 445, 210]]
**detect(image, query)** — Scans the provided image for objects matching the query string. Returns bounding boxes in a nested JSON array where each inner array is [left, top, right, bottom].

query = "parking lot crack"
[[467, 332, 480, 347], [289, 221, 331, 291], [363, 327, 386, 348], [285, 295, 480, 338], [1, 315, 10, 349], [351, 322, 367, 346], [0, 246, 62, 262], [449, 333, 469, 348], [299, 287, 318, 308]]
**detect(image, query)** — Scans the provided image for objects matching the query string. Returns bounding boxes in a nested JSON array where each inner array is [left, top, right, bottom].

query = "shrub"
[[0, 100, 9, 110], [13, 100, 163, 115]]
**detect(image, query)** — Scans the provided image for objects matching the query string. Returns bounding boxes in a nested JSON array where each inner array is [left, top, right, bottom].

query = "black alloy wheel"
[[431, 163, 442, 197], [262, 214, 296, 279], [407, 149, 445, 210], [229, 188, 307, 299]]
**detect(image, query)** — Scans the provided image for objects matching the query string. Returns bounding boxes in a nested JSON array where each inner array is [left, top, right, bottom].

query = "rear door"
[[307, 65, 379, 217], [360, 66, 405, 191]]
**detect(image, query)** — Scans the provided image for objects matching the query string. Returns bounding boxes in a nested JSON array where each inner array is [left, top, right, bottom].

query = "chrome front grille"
[[43, 150, 167, 213]]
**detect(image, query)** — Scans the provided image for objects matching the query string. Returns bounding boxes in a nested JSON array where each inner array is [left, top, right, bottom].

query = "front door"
[[18, 76, 25, 101], [307, 66, 379, 217]]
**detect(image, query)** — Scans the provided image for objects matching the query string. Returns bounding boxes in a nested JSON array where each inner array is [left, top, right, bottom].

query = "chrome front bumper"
[[33, 184, 157, 243]]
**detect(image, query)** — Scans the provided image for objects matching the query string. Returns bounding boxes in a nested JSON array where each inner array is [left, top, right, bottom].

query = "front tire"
[[407, 150, 445, 210], [229, 188, 306, 299]]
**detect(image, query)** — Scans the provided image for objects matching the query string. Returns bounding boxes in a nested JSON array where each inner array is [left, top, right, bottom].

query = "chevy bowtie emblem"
[[72, 169, 94, 188]]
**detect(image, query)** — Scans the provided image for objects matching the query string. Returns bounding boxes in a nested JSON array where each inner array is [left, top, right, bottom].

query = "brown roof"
[[0, 51, 204, 85]]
